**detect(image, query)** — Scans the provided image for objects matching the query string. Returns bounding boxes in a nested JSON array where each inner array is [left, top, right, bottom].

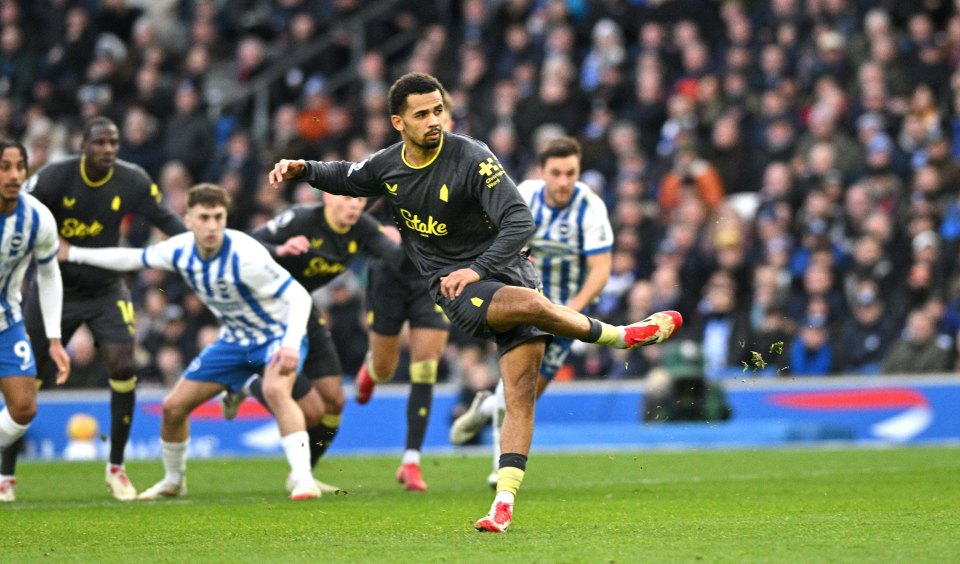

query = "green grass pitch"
[[3, 445, 958, 562]]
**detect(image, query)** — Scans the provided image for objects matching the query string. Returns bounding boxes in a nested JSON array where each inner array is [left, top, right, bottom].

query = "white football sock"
[[478, 379, 507, 418], [0, 408, 28, 449], [161, 439, 189, 485], [494, 490, 515, 505], [402, 449, 420, 465], [494, 379, 506, 411], [281, 430, 313, 484]]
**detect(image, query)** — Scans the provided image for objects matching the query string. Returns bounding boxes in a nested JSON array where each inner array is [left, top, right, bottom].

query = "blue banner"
[[9, 376, 960, 461]]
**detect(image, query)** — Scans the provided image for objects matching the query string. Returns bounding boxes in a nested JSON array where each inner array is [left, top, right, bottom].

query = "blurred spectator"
[[0, 23, 36, 101], [882, 309, 953, 374], [789, 312, 835, 376], [658, 141, 725, 218], [118, 105, 163, 178], [163, 80, 214, 181], [836, 279, 899, 375], [684, 270, 751, 380]]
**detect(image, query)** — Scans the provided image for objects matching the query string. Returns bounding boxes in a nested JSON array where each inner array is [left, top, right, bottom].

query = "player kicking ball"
[[451, 135, 619, 487], [60, 183, 320, 500]]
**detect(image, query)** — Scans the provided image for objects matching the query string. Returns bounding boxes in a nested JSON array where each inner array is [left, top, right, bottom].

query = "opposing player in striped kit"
[[0, 140, 70, 502], [9, 117, 186, 500], [449, 136, 614, 486], [222, 191, 406, 492], [61, 183, 321, 500]]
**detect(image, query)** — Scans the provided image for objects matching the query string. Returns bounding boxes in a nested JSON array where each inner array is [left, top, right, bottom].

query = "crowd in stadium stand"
[[4, 0, 960, 390]]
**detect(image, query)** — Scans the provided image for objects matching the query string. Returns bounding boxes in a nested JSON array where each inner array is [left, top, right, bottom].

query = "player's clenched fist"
[[268, 159, 307, 189]]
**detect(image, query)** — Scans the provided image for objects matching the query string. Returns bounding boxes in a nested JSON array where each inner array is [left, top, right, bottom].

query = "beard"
[[417, 130, 441, 149]]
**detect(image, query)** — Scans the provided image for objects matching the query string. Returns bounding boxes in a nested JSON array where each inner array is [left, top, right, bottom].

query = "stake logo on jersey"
[[399, 207, 448, 237], [60, 218, 104, 239], [23, 157, 186, 295], [303, 256, 346, 277], [517, 179, 613, 305]]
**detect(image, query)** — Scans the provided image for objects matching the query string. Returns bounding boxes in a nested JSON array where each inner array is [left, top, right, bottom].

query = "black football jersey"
[[299, 133, 534, 298], [251, 203, 404, 293], [25, 156, 186, 295]]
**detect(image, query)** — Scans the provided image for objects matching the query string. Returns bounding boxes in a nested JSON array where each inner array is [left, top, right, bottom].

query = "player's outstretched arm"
[[64, 242, 150, 272]]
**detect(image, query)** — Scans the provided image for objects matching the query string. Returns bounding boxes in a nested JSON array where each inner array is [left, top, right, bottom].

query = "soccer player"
[[352, 92, 457, 492], [4, 116, 187, 500], [222, 191, 405, 492], [0, 140, 71, 502], [352, 253, 450, 492], [60, 183, 320, 500], [269, 72, 681, 532], [449, 136, 614, 487]]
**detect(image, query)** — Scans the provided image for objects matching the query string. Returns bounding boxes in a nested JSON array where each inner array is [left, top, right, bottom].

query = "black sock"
[[499, 452, 528, 471], [586, 317, 603, 343], [1, 436, 22, 475], [109, 388, 136, 466], [247, 376, 313, 409], [405, 383, 433, 452], [248, 378, 269, 412], [308, 423, 339, 467]]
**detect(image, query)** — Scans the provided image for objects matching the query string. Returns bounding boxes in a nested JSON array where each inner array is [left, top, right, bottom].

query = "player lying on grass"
[[269, 72, 682, 532], [60, 183, 321, 500], [0, 139, 70, 502]]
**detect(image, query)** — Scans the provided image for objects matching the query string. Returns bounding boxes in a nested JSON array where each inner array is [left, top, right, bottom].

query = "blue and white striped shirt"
[[517, 180, 614, 305], [142, 229, 301, 346], [0, 193, 59, 332]]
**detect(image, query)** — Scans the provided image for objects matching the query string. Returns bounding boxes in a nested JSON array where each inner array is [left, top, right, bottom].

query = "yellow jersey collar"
[[80, 156, 114, 188], [401, 133, 443, 170], [323, 206, 351, 234]]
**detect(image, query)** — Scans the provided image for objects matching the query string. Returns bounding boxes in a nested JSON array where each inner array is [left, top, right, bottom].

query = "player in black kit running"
[[269, 73, 682, 532]]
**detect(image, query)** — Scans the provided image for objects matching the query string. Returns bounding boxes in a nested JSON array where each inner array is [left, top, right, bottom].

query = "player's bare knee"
[[7, 399, 37, 424], [261, 379, 289, 404], [324, 391, 346, 415], [372, 360, 396, 382], [300, 402, 325, 428], [161, 397, 188, 424], [103, 343, 136, 379], [516, 292, 553, 322], [106, 358, 136, 383]]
